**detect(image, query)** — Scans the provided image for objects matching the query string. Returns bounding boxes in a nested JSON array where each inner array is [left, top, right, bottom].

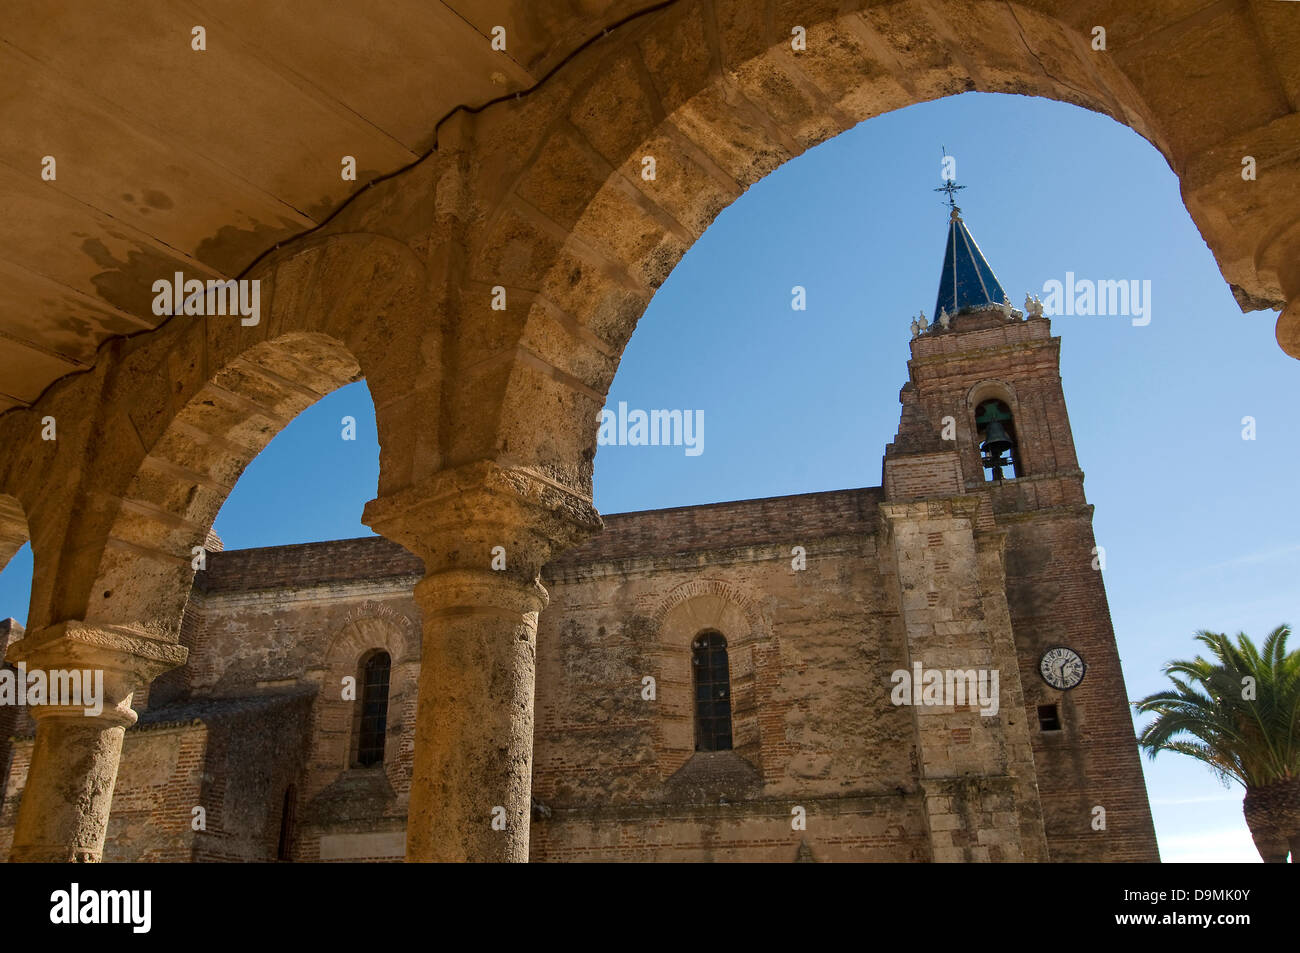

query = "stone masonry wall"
[[532, 488, 931, 861], [879, 496, 1046, 862], [0, 476, 1152, 861]]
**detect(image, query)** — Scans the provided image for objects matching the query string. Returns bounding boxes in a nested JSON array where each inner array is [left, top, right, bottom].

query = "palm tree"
[[1134, 625, 1300, 862]]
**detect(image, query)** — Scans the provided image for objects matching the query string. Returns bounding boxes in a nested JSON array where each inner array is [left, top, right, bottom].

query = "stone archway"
[[6, 232, 432, 640], [0, 495, 28, 576], [421, 0, 1300, 861], [3, 232, 430, 862], [440, 0, 1298, 495]]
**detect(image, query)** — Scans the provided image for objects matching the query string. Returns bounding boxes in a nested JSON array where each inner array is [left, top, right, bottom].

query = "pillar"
[[6, 621, 186, 862], [364, 461, 600, 862]]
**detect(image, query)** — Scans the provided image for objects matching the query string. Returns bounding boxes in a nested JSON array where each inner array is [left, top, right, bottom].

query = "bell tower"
[[881, 189, 1159, 862], [887, 198, 1082, 496]]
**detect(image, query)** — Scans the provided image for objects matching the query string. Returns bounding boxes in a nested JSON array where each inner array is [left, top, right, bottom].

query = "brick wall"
[[0, 619, 23, 807], [1001, 509, 1159, 861]]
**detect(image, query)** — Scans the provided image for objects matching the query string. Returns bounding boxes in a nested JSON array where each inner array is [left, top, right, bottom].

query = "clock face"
[[1039, 646, 1086, 690]]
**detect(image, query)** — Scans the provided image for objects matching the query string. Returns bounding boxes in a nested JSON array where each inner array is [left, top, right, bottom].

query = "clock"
[[1039, 646, 1085, 690]]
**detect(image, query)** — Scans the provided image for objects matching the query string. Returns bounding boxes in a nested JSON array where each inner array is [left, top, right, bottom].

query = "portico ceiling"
[[0, 0, 663, 412], [3, 1, 1298, 416]]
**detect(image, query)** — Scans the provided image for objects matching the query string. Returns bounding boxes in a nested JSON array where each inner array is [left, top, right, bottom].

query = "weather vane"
[[935, 145, 965, 210]]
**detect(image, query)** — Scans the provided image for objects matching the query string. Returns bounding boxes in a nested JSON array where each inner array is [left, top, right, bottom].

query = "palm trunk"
[[1243, 780, 1300, 863]]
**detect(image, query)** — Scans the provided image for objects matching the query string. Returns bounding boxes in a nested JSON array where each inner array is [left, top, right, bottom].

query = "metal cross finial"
[[935, 147, 965, 211], [935, 178, 965, 209]]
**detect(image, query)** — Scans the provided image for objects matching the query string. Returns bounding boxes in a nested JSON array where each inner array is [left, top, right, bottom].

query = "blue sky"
[[3, 92, 1295, 862]]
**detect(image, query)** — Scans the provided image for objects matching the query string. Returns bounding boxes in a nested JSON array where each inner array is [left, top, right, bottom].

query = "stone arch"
[[85, 330, 364, 640], [28, 233, 432, 641], [651, 578, 770, 777], [651, 576, 766, 630], [0, 493, 28, 576], [965, 379, 1020, 416], [453, 0, 1296, 497], [472, 0, 1173, 492], [304, 607, 421, 797]]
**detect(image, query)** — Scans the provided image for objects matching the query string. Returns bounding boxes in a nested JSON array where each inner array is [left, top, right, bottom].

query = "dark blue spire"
[[933, 206, 1007, 319]]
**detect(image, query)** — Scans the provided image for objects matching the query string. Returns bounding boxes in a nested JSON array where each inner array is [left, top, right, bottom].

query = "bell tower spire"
[[931, 179, 1009, 321]]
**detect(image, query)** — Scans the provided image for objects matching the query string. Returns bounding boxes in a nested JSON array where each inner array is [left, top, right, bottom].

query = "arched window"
[[355, 650, 391, 767], [974, 398, 1022, 481], [692, 631, 733, 752]]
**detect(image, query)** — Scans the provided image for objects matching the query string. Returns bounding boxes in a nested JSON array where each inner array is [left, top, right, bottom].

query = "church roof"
[[934, 206, 1007, 318]]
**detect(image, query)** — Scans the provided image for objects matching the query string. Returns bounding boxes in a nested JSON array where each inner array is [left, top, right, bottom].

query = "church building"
[[0, 200, 1160, 863]]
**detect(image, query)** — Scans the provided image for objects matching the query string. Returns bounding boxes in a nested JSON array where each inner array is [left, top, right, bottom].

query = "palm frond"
[[1134, 625, 1298, 788]]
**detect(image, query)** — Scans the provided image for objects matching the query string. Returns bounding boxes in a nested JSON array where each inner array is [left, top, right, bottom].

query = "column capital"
[[5, 621, 187, 728], [362, 459, 603, 582]]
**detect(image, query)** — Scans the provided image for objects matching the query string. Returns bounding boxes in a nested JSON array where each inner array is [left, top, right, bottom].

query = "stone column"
[[6, 621, 186, 862], [364, 462, 600, 862]]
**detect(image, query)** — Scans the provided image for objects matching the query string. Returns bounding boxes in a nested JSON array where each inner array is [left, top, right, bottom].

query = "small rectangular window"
[[1037, 704, 1061, 732]]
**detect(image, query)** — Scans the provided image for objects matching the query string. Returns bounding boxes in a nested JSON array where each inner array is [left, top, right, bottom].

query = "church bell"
[[980, 420, 1013, 457], [980, 420, 1014, 479]]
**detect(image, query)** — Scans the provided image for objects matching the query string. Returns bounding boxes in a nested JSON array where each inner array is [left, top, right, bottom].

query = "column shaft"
[[11, 713, 131, 862], [406, 571, 546, 862]]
